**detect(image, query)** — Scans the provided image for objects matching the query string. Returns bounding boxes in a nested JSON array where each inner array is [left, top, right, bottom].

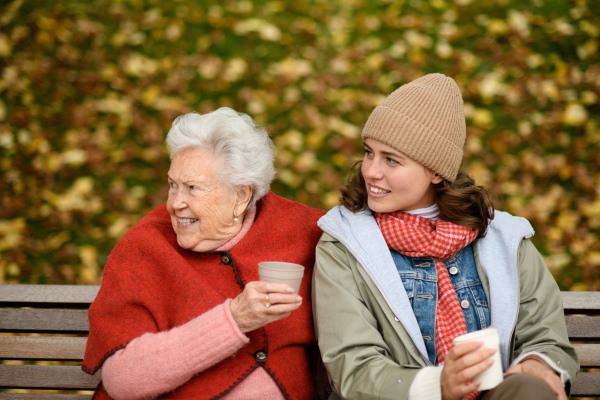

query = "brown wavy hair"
[[340, 160, 495, 238]]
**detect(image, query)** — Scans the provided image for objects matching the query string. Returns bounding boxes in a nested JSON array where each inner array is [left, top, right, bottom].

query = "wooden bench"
[[0, 285, 599, 399]]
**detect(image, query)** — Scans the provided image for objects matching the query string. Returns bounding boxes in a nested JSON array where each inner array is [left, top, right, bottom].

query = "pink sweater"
[[101, 208, 286, 400]]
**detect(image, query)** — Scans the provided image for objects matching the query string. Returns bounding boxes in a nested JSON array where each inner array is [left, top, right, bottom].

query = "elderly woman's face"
[[166, 147, 242, 252]]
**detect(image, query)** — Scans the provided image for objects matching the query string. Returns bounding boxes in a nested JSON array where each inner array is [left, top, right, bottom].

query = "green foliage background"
[[1, 0, 598, 290]]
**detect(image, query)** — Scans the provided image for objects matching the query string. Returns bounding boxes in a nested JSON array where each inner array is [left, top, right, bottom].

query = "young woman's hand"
[[505, 359, 567, 400], [230, 281, 302, 332], [440, 342, 496, 400]]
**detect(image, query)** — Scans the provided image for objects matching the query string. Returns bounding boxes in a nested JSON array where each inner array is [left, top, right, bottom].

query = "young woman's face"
[[361, 138, 443, 213]]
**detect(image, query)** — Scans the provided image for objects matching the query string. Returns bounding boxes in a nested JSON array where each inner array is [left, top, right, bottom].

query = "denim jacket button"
[[461, 299, 470, 309], [449, 266, 458, 275]]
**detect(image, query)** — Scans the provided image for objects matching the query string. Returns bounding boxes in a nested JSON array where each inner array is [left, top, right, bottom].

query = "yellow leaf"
[[487, 19, 509, 35], [404, 30, 432, 49], [142, 85, 161, 106], [271, 58, 312, 81], [328, 117, 360, 139], [223, 58, 248, 82], [0, 131, 13, 149], [471, 108, 493, 128], [0, 218, 25, 252], [124, 53, 159, 77], [556, 210, 579, 231], [436, 41, 453, 59], [292, 152, 317, 173], [333, 153, 348, 168], [79, 245, 99, 283], [0, 34, 11, 57], [278, 169, 300, 187], [544, 253, 570, 273], [586, 252, 600, 267], [108, 217, 131, 238], [322, 191, 340, 209], [62, 149, 87, 166], [277, 130, 304, 152], [563, 103, 588, 126], [478, 72, 507, 100]]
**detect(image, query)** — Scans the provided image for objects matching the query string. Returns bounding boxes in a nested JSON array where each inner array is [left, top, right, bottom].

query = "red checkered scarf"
[[375, 211, 478, 366]]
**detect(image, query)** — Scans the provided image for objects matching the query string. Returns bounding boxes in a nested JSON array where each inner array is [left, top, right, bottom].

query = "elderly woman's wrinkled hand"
[[230, 281, 302, 333]]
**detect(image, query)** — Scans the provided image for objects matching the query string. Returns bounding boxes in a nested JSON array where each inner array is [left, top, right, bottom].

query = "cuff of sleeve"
[[511, 352, 570, 384], [223, 298, 251, 343], [408, 366, 443, 400]]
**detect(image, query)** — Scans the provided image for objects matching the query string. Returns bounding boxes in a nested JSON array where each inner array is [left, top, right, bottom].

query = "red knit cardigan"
[[82, 192, 325, 399]]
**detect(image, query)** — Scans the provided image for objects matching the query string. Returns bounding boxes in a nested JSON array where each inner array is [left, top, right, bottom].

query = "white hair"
[[165, 107, 275, 211]]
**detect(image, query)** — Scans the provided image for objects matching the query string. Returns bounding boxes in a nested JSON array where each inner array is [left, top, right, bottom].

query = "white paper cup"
[[453, 327, 503, 390], [258, 262, 305, 294]]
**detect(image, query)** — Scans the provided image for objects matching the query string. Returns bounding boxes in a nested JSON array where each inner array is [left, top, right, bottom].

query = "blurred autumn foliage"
[[0, 0, 598, 290]]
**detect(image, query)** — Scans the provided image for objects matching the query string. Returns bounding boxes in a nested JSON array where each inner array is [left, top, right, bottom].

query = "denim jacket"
[[391, 244, 490, 364]]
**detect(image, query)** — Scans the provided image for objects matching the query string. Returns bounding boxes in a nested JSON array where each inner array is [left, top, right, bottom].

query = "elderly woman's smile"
[[166, 147, 243, 252], [178, 218, 197, 226]]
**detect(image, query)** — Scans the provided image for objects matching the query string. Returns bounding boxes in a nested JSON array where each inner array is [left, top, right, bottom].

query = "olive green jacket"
[[312, 207, 579, 400]]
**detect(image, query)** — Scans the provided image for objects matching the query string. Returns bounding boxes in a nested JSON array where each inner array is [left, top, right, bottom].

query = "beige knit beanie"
[[361, 73, 466, 182]]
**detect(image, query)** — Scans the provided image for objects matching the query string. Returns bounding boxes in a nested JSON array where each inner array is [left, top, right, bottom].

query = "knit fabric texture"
[[362, 73, 466, 181], [83, 192, 325, 400], [101, 299, 264, 399]]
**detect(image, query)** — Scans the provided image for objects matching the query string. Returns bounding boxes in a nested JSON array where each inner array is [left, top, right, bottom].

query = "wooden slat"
[[0, 394, 92, 400], [0, 309, 89, 334], [562, 291, 600, 315], [571, 372, 600, 397], [565, 316, 600, 340], [0, 336, 87, 361], [0, 285, 99, 308], [573, 343, 600, 367], [0, 365, 101, 390]]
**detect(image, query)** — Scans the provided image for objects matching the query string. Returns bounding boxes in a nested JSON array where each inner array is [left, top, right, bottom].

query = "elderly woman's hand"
[[230, 281, 302, 333]]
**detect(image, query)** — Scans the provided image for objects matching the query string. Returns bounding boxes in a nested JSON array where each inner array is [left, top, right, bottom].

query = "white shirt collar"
[[403, 203, 439, 220]]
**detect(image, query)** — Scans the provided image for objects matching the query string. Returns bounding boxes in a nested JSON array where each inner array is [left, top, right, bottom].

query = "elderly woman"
[[83, 107, 325, 400]]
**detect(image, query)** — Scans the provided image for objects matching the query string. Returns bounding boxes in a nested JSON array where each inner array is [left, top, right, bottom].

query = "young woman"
[[312, 74, 579, 400]]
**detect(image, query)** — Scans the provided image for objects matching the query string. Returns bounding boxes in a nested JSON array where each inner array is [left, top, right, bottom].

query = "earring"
[[234, 217, 239, 222]]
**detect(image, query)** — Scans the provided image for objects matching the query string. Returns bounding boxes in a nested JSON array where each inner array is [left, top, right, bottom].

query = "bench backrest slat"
[[565, 316, 600, 341], [0, 394, 94, 400], [0, 364, 101, 390], [571, 372, 600, 397], [573, 343, 600, 368], [561, 291, 600, 315], [0, 309, 89, 334], [0, 336, 87, 361], [0, 285, 99, 308]]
